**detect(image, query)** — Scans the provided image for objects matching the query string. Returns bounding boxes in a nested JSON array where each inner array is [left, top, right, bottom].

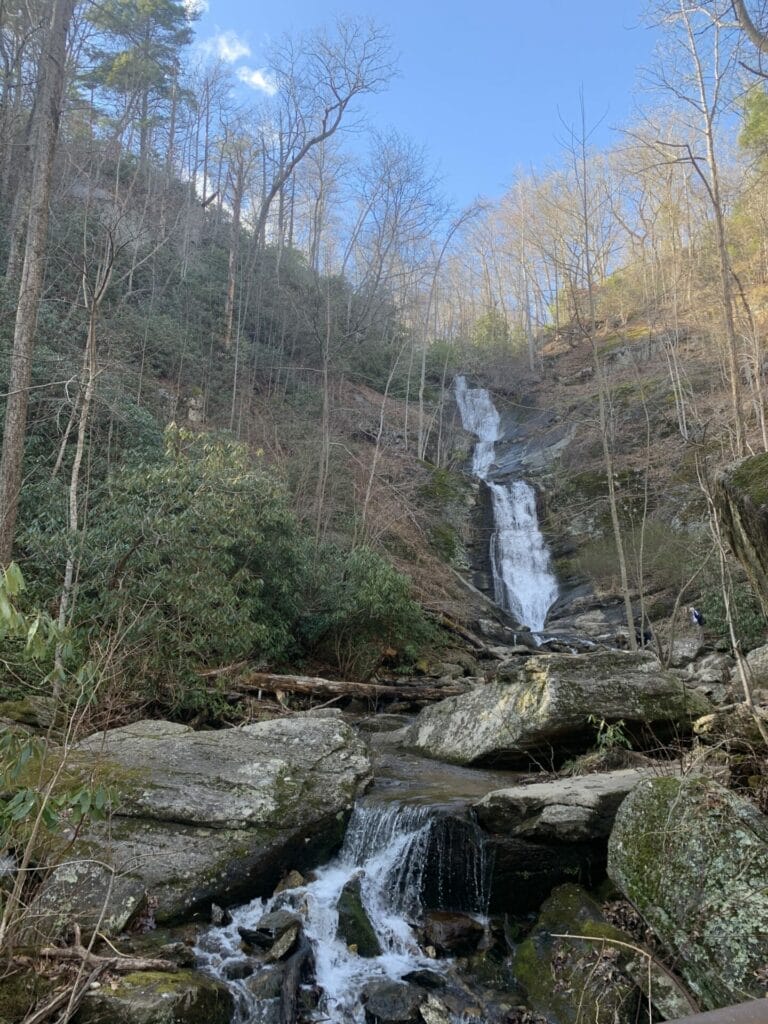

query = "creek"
[[195, 380, 567, 1022], [195, 795, 495, 1024]]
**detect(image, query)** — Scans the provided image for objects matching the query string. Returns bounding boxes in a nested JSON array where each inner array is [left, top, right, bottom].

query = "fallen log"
[[39, 943, 178, 973], [233, 671, 466, 702]]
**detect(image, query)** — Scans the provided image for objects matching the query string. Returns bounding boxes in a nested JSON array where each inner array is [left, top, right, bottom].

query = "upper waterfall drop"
[[454, 376, 558, 634]]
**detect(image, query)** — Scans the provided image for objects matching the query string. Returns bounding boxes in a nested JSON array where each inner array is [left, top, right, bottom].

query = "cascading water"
[[454, 375, 558, 633], [196, 801, 491, 1024]]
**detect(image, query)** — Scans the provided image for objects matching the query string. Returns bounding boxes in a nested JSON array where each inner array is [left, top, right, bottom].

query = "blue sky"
[[193, 1, 659, 208]]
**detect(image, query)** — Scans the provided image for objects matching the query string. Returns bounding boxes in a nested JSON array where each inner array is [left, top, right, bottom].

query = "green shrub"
[[300, 544, 432, 680], [699, 577, 767, 653], [76, 426, 307, 709]]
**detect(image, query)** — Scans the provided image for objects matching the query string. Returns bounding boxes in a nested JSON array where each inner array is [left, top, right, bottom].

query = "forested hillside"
[[3, 0, 768, 714]]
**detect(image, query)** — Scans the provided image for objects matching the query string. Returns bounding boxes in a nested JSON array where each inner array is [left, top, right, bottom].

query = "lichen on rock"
[[608, 774, 768, 1009]]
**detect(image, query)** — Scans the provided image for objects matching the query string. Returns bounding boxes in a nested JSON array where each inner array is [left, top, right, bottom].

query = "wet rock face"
[[608, 775, 768, 1009], [715, 453, 768, 616], [403, 651, 711, 767], [422, 911, 485, 956], [29, 716, 372, 940], [488, 835, 605, 915]]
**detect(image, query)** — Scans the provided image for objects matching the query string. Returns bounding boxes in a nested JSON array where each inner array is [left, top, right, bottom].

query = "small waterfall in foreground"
[[196, 801, 491, 1024], [454, 375, 558, 633]]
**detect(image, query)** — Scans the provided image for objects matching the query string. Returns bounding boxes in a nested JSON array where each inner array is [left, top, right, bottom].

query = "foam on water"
[[196, 802, 490, 1023]]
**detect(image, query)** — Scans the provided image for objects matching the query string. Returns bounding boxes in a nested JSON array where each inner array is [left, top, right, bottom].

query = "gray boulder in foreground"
[[608, 775, 768, 1009], [30, 716, 371, 939], [474, 766, 672, 842], [403, 651, 711, 766]]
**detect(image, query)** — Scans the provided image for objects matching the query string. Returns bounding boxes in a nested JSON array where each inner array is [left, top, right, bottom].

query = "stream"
[[196, 378, 561, 1022], [195, 795, 494, 1024]]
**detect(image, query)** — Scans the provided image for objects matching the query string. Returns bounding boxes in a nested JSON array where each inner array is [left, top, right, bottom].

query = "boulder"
[[422, 911, 485, 956], [608, 775, 768, 1008], [30, 718, 372, 940], [362, 980, 421, 1023], [513, 884, 638, 1024], [403, 652, 710, 767], [668, 632, 704, 668], [687, 651, 734, 687], [715, 453, 768, 616], [417, 994, 454, 1024], [474, 767, 669, 842], [74, 970, 233, 1024], [239, 909, 302, 951]]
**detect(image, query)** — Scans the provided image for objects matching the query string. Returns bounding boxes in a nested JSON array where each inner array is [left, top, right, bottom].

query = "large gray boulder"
[[403, 651, 710, 766], [475, 767, 669, 842], [608, 775, 768, 1009], [30, 716, 371, 939]]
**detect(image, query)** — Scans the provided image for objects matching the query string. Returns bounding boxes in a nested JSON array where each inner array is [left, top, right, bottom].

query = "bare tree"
[[251, 17, 394, 251], [647, 0, 747, 453], [733, 0, 768, 52]]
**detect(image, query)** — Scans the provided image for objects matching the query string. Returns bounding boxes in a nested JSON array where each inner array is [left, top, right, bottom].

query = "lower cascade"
[[454, 375, 558, 633], [196, 800, 492, 1023]]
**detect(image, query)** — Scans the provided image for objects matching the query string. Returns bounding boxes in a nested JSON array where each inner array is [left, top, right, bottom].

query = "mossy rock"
[[0, 971, 54, 1024], [336, 875, 381, 957], [74, 970, 233, 1024], [608, 775, 768, 1009], [513, 884, 638, 1024], [0, 697, 56, 730]]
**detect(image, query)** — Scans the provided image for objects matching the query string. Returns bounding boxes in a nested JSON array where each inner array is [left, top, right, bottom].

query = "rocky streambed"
[[5, 644, 768, 1024]]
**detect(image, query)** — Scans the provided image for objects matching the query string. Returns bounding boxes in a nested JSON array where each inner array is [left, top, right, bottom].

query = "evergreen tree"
[[84, 0, 194, 165]]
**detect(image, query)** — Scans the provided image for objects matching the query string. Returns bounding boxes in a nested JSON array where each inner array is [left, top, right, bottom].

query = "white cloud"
[[205, 30, 251, 63], [236, 66, 278, 95]]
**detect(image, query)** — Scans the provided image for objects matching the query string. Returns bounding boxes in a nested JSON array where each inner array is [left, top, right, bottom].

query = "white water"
[[196, 802, 490, 1024], [454, 375, 558, 633]]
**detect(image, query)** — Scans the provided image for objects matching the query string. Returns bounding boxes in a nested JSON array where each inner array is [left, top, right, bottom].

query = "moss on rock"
[[715, 455, 768, 616], [608, 775, 768, 1009], [336, 875, 382, 957], [0, 972, 54, 1024], [513, 884, 638, 1024], [74, 970, 233, 1024], [731, 452, 768, 509]]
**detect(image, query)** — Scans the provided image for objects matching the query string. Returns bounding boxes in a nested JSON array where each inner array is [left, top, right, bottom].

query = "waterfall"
[[454, 375, 558, 633], [196, 801, 491, 1024]]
